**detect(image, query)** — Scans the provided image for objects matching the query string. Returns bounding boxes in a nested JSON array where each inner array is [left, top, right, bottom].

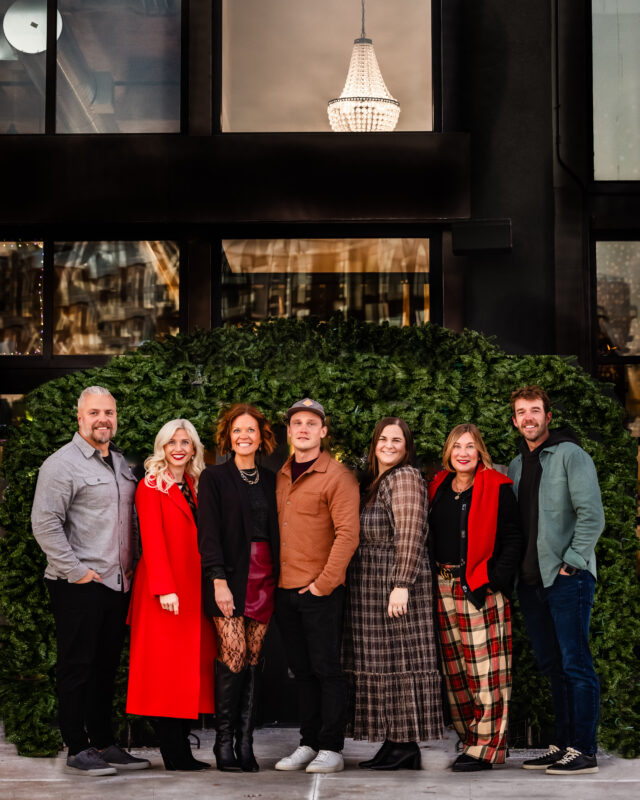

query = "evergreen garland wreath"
[[0, 318, 638, 757]]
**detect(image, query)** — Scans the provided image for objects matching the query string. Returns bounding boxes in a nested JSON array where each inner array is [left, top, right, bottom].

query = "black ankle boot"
[[235, 664, 260, 772], [180, 719, 211, 770], [213, 661, 244, 772], [369, 741, 421, 771], [359, 740, 393, 769], [153, 717, 210, 771]]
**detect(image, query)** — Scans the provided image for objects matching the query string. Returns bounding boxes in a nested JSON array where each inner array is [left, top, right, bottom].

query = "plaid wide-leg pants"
[[436, 576, 512, 764]]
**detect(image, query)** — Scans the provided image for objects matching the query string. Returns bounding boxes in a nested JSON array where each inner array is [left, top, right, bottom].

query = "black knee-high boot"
[[180, 719, 211, 769], [153, 717, 210, 771], [235, 664, 260, 772], [213, 661, 244, 772]]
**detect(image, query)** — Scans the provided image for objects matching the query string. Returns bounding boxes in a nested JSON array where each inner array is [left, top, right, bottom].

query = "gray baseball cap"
[[286, 397, 326, 422]]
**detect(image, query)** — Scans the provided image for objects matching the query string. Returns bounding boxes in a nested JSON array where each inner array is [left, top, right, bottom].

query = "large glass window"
[[222, 0, 432, 132], [56, 0, 181, 133], [597, 241, 640, 357], [596, 240, 640, 540], [592, 0, 640, 180], [221, 238, 430, 325], [0, 241, 43, 355], [53, 240, 179, 354], [0, 0, 181, 134], [0, 1, 54, 133]]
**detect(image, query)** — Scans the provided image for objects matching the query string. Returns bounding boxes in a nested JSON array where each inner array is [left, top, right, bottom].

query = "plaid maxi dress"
[[343, 466, 445, 742]]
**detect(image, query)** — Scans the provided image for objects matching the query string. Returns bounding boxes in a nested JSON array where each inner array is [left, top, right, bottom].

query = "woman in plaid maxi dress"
[[343, 418, 444, 770], [428, 423, 523, 773]]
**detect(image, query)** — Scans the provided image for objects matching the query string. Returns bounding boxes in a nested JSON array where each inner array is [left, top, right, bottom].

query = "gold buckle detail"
[[439, 567, 454, 580]]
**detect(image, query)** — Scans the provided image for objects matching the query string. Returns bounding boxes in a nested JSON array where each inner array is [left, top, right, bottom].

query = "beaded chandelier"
[[328, 0, 400, 132]]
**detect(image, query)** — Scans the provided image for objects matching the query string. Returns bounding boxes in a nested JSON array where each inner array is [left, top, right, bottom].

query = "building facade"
[[1, 0, 638, 425]]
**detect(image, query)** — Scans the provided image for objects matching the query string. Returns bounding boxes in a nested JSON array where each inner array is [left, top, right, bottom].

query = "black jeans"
[[275, 585, 347, 753], [46, 579, 130, 755]]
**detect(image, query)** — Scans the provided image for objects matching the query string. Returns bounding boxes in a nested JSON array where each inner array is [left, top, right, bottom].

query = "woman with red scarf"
[[428, 423, 524, 773]]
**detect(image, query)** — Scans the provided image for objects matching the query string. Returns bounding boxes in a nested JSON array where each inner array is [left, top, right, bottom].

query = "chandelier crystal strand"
[[328, 0, 400, 132]]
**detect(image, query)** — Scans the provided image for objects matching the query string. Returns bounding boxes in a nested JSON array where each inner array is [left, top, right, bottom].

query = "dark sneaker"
[[546, 747, 599, 775], [65, 747, 117, 776], [522, 744, 566, 770], [101, 744, 151, 770]]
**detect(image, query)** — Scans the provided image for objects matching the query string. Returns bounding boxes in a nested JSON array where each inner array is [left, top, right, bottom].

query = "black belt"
[[436, 563, 462, 580]]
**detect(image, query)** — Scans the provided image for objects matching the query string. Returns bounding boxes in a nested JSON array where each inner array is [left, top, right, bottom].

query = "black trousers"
[[275, 586, 347, 753], [46, 579, 130, 755]]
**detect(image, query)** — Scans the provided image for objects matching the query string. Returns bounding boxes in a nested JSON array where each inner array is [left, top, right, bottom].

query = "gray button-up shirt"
[[31, 432, 138, 591]]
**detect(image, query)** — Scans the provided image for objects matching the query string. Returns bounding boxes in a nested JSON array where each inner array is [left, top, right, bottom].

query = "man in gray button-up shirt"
[[31, 386, 149, 776]]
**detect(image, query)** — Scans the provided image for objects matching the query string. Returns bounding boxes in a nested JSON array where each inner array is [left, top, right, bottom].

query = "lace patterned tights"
[[214, 616, 269, 673]]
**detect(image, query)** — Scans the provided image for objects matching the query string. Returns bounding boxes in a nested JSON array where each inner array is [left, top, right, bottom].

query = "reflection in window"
[[222, 0, 431, 132], [597, 241, 640, 357], [0, 1, 56, 133], [221, 238, 430, 326], [0, 393, 25, 443], [56, 0, 181, 133], [0, 241, 43, 355], [592, 0, 640, 180], [53, 241, 179, 355]]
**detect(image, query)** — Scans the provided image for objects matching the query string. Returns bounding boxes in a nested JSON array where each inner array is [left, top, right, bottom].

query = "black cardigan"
[[197, 458, 279, 618], [429, 473, 524, 609]]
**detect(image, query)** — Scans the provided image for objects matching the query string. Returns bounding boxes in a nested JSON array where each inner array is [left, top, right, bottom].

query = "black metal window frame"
[[585, 2, 640, 369], [1, 226, 444, 392], [592, 231, 640, 368], [29, 1, 440, 137], [212, 0, 441, 135], [34, 0, 190, 135], [211, 226, 443, 328], [1, 236, 188, 384]]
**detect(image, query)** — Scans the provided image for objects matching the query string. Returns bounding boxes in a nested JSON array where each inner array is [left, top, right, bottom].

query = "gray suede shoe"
[[65, 747, 117, 776], [101, 744, 151, 770]]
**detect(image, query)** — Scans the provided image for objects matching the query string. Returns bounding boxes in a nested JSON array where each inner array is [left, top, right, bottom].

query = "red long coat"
[[126, 477, 216, 718]]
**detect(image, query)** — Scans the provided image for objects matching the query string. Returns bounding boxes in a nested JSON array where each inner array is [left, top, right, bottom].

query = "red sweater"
[[428, 466, 514, 591]]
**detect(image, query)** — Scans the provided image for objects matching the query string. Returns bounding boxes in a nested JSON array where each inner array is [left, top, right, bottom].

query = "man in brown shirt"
[[274, 398, 359, 774]]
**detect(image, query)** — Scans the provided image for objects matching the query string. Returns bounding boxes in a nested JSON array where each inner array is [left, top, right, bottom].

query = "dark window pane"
[[592, 1, 640, 180], [0, 241, 43, 354], [597, 241, 640, 357], [53, 240, 179, 354], [56, 0, 181, 133], [0, 1, 58, 133], [221, 238, 430, 325], [222, 0, 432, 132]]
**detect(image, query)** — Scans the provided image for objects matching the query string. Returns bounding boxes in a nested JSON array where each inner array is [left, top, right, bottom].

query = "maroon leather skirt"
[[244, 542, 275, 624]]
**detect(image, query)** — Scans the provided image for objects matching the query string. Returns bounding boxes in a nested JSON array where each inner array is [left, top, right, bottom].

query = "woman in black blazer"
[[197, 404, 279, 773]]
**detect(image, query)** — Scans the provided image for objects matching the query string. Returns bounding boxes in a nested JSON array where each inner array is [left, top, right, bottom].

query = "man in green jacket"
[[508, 385, 604, 776]]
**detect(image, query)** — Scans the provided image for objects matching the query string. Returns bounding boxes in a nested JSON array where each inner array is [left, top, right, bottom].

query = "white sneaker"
[[306, 750, 344, 773], [275, 745, 318, 771]]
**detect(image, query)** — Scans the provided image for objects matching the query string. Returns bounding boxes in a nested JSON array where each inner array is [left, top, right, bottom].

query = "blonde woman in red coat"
[[127, 419, 217, 770]]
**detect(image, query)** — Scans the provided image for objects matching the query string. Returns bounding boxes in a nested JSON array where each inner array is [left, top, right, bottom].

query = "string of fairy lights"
[[0, 241, 44, 356]]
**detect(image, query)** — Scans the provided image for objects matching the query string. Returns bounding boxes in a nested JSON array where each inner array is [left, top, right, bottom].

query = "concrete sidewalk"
[[1, 724, 639, 800]]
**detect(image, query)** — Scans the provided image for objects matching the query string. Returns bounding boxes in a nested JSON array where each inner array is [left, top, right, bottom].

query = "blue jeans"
[[518, 570, 599, 755]]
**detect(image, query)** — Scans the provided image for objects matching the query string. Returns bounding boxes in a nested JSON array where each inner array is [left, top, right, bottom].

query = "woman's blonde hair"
[[144, 418, 205, 493], [441, 423, 493, 472]]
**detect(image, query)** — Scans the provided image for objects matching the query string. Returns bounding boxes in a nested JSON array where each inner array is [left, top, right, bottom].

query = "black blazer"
[[197, 458, 279, 618]]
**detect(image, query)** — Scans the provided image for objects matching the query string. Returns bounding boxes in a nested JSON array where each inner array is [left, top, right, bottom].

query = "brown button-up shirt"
[[276, 449, 360, 596]]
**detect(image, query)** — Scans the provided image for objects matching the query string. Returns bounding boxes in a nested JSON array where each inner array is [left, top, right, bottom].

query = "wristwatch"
[[561, 562, 579, 576]]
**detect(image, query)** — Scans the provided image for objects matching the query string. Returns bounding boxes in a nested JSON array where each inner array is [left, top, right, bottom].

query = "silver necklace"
[[239, 467, 260, 485]]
